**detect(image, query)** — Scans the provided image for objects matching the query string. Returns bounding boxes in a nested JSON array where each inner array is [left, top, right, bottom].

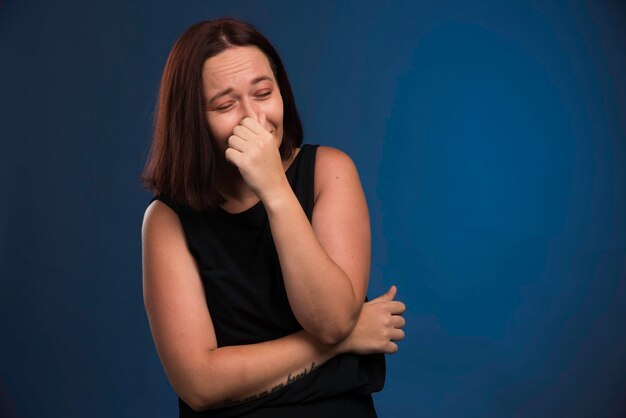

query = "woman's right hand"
[[336, 285, 406, 355]]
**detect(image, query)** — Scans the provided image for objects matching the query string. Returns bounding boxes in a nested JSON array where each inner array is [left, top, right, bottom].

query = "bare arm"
[[142, 200, 336, 410], [264, 146, 371, 344], [227, 121, 371, 344], [142, 200, 405, 411]]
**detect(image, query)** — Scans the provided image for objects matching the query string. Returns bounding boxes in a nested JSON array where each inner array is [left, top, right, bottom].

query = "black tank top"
[[151, 144, 385, 417]]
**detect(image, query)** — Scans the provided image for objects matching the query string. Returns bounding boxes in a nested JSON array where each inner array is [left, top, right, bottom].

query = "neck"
[[214, 149, 297, 204], [215, 160, 257, 203]]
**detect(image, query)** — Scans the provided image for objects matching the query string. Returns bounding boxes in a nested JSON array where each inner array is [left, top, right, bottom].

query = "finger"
[[259, 111, 266, 130], [224, 147, 243, 167], [384, 285, 397, 301], [387, 300, 406, 315], [232, 124, 256, 141], [390, 328, 405, 342], [371, 285, 397, 303], [391, 315, 406, 328], [385, 341, 399, 354], [240, 116, 265, 134], [227, 134, 248, 153]]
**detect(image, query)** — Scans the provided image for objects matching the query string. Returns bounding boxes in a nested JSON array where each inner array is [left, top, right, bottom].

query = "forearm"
[[263, 183, 360, 344], [190, 330, 339, 411]]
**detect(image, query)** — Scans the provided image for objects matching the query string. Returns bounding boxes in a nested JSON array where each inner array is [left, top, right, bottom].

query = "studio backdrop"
[[1, 1, 625, 417]]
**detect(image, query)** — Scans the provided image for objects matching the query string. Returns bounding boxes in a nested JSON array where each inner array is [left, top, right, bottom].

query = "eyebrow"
[[207, 76, 274, 105]]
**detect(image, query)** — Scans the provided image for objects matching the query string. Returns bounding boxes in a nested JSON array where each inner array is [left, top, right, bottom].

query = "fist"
[[338, 285, 406, 355], [224, 113, 286, 199]]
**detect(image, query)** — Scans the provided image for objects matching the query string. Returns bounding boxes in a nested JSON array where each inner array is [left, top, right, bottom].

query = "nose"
[[240, 97, 258, 121]]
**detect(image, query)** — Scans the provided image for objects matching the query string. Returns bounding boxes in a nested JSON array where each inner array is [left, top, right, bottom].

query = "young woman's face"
[[202, 46, 284, 157]]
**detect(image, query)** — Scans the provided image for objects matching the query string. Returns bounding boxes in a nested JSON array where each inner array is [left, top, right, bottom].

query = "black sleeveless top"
[[151, 144, 385, 417]]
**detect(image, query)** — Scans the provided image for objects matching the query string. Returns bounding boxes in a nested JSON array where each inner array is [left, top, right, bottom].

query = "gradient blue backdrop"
[[1, 1, 625, 417]]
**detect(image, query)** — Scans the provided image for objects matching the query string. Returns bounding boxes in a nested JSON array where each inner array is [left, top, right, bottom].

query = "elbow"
[[297, 300, 361, 345], [179, 388, 211, 412], [175, 373, 221, 412], [185, 397, 208, 413], [170, 352, 232, 412], [183, 391, 221, 412], [317, 329, 349, 346], [314, 315, 358, 346]]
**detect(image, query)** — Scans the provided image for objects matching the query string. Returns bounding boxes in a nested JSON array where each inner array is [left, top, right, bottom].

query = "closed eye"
[[216, 103, 233, 111]]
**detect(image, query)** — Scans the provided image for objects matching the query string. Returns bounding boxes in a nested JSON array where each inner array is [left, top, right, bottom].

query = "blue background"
[[1, 1, 625, 417]]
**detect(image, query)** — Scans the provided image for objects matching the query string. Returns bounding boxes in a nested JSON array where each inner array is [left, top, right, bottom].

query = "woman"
[[141, 18, 406, 417]]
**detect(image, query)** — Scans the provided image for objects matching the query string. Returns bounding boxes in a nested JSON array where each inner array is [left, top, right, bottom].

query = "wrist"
[[331, 335, 351, 355], [261, 178, 296, 213]]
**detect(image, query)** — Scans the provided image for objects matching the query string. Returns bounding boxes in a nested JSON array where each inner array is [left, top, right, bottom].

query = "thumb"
[[372, 285, 397, 302], [258, 112, 267, 131]]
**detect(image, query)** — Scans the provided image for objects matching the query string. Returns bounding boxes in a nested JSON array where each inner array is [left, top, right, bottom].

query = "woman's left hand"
[[224, 112, 289, 201], [335, 285, 406, 356]]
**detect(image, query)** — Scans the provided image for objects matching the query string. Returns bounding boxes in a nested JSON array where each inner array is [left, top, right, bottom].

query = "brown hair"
[[141, 18, 303, 210]]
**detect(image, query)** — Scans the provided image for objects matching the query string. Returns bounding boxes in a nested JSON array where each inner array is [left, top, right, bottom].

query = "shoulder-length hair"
[[141, 18, 303, 211]]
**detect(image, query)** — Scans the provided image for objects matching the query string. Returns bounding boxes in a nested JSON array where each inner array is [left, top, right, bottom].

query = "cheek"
[[267, 96, 284, 127], [207, 114, 238, 140]]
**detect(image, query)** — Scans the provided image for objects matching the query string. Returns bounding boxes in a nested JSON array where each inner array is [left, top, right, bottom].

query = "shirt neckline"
[[217, 146, 304, 216]]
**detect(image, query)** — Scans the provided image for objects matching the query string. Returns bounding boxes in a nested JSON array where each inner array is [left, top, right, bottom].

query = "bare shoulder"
[[314, 146, 360, 200], [315, 145, 357, 172], [141, 200, 192, 263], [142, 199, 181, 238]]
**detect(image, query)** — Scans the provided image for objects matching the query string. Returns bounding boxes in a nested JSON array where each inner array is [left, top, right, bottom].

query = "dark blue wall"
[[1, 1, 624, 417]]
